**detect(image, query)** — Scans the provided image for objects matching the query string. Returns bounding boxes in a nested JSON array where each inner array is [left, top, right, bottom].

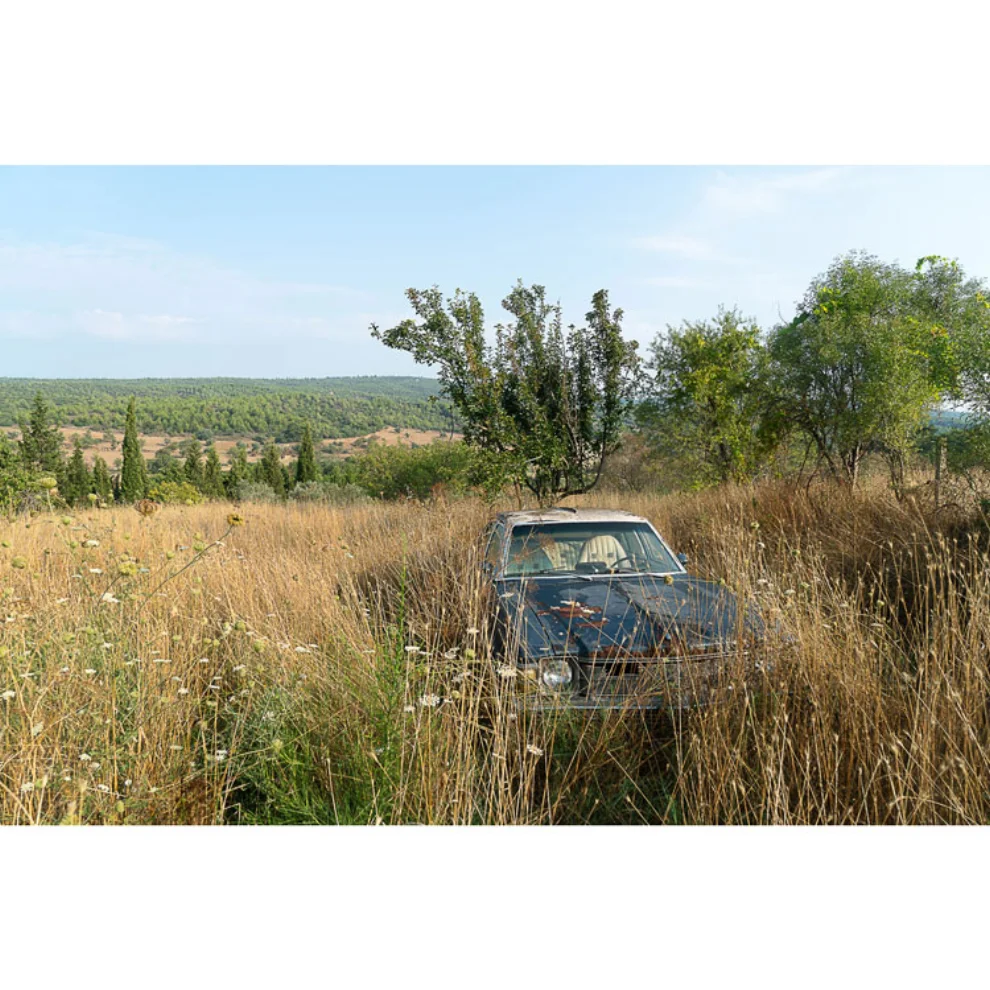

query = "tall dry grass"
[[2, 475, 990, 824]]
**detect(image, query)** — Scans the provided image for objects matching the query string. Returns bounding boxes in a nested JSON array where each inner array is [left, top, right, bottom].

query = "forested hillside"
[[0, 377, 451, 439]]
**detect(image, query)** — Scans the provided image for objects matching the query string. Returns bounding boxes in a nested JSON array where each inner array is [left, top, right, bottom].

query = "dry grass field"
[[3, 475, 990, 825]]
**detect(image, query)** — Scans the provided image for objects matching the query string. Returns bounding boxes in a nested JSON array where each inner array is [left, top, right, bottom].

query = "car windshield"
[[503, 521, 681, 577]]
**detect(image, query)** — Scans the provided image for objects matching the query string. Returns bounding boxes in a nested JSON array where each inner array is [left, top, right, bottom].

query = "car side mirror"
[[676, 552, 689, 566]]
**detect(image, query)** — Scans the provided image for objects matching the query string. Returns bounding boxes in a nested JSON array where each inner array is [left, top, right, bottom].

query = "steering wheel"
[[607, 554, 640, 572]]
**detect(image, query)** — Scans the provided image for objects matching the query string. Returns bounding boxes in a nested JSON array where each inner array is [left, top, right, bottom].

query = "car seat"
[[508, 543, 555, 575], [578, 534, 626, 569]]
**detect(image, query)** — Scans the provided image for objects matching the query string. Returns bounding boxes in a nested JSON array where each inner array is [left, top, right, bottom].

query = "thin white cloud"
[[0, 308, 201, 342], [633, 167, 855, 269], [78, 310, 200, 341], [700, 167, 850, 218], [633, 235, 725, 261], [642, 275, 711, 289], [0, 233, 354, 311]]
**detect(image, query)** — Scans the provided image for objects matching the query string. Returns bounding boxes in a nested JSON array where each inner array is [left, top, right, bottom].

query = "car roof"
[[494, 508, 649, 527]]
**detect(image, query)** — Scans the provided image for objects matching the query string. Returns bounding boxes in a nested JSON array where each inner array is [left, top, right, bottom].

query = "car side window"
[[484, 523, 505, 572]]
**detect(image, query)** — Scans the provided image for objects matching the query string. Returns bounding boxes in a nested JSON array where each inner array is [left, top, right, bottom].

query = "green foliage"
[[767, 252, 945, 488], [182, 438, 204, 488], [149, 445, 184, 482], [372, 282, 639, 504], [120, 397, 148, 502], [0, 377, 452, 438], [18, 391, 64, 479], [65, 438, 92, 506], [345, 440, 478, 500], [225, 443, 251, 495], [0, 434, 35, 513], [257, 441, 285, 496], [288, 481, 371, 506], [92, 456, 114, 503], [232, 481, 281, 504], [295, 423, 318, 485], [202, 443, 226, 499], [639, 307, 781, 487], [147, 480, 205, 505]]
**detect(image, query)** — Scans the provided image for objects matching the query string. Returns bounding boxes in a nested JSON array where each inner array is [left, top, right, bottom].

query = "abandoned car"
[[482, 508, 766, 709]]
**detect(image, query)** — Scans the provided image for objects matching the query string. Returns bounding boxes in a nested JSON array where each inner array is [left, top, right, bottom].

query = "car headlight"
[[540, 658, 574, 691]]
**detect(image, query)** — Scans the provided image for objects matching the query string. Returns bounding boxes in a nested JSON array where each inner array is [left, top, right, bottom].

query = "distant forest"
[[0, 377, 454, 440]]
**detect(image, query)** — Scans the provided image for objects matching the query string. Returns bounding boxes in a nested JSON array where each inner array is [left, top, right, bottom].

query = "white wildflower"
[[83, 540, 100, 548], [1, 690, 15, 701], [526, 744, 544, 757], [418, 694, 442, 708], [97, 784, 110, 793], [177, 688, 189, 695], [101, 642, 113, 650], [88, 568, 103, 574], [402, 704, 415, 713], [404, 645, 420, 654], [294, 646, 311, 654], [466, 627, 479, 636], [79, 753, 91, 762], [497, 665, 518, 679]]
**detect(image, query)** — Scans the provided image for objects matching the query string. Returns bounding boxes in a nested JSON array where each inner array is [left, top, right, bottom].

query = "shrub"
[[288, 481, 370, 506], [232, 481, 281, 503], [148, 480, 205, 505]]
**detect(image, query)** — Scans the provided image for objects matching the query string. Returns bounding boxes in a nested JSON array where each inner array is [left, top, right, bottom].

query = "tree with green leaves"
[[18, 391, 64, 480], [909, 255, 990, 409], [65, 437, 92, 505], [92, 455, 114, 504], [182, 438, 204, 489], [202, 443, 226, 499], [120, 397, 148, 502], [226, 443, 251, 495], [295, 423, 318, 485], [258, 440, 285, 496], [767, 251, 947, 489], [371, 281, 639, 504], [639, 307, 781, 487]]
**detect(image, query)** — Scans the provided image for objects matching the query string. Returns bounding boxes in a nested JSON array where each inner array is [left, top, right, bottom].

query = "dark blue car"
[[482, 508, 765, 709]]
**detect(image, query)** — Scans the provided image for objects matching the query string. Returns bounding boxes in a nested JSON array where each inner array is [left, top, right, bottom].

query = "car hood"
[[493, 573, 764, 662]]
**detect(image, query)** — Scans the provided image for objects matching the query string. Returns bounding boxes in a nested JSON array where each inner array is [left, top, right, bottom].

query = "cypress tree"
[[226, 443, 251, 495], [202, 443, 225, 499], [182, 439, 204, 489], [259, 440, 285, 495], [295, 423, 318, 485], [92, 456, 114, 504], [19, 391, 65, 479], [120, 397, 148, 502], [66, 438, 91, 505]]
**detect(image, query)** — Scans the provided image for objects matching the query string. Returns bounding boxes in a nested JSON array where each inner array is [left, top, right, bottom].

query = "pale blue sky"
[[1, 166, 988, 377]]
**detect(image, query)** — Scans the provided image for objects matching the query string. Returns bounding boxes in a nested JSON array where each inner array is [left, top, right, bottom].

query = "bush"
[[288, 481, 370, 506], [347, 440, 485, 501], [148, 480, 205, 505], [232, 481, 282, 503]]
